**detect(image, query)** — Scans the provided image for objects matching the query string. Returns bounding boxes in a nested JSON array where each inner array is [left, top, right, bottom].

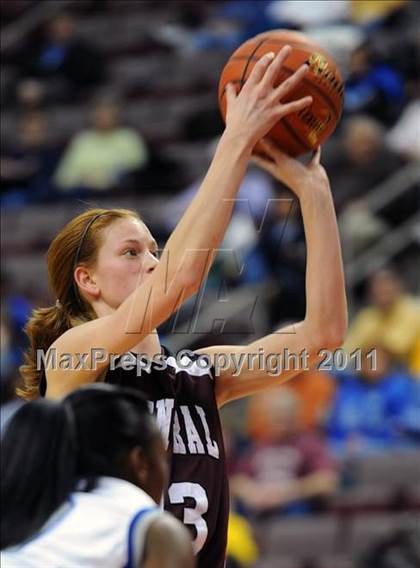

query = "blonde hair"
[[19, 208, 139, 399]]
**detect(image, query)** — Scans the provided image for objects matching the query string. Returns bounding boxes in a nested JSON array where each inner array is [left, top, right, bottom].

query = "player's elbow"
[[309, 319, 348, 352], [321, 326, 347, 351]]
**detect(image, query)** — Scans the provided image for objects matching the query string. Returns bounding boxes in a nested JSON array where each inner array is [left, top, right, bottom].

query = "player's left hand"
[[252, 138, 330, 199]]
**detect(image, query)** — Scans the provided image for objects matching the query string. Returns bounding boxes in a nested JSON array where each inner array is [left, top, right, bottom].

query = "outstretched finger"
[[242, 52, 275, 92], [225, 82, 237, 109], [275, 95, 312, 118], [259, 45, 291, 91], [312, 146, 322, 164], [273, 63, 309, 102]]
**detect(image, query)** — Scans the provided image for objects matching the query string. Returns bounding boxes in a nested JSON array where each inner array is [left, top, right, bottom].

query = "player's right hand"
[[224, 46, 312, 149]]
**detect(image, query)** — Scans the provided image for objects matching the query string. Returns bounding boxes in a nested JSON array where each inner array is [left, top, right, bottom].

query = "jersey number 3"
[[168, 482, 208, 554]]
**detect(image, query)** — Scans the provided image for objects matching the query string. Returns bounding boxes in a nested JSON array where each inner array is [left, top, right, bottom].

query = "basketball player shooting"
[[19, 47, 347, 568]]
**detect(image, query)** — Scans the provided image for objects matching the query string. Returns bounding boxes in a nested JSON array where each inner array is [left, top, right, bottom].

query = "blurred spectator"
[[386, 79, 420, 161], [350, 0, 407, 25], [1, 111, 62, 199], [13, 12, 106, 105], [399, 377, 420, 443], [326, 345, 414, 454], [248, 371, 335, 435], [231, 388, 337, 516], [267, 0, 350, 28], [410, 338, 420, 378], [324, 115, 404, 212], [0, 316, 24, 435], [344, 41, 405, 125], [227, 511, 259, 568], [258, 187, 306, 325], [344, 269, 420, 366], [54, 94, 148, 192], [163, 155, 274, 289]]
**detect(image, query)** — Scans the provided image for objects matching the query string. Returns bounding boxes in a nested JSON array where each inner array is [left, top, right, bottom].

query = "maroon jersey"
[[105, 346, 229, 568]]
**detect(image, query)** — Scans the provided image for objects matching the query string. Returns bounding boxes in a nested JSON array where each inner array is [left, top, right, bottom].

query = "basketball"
[[218, 30, 344, 157]]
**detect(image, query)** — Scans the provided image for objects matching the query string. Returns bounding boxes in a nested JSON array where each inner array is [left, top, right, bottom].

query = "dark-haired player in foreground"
[[19, 47, 347, 567], [1, 384, 194, 567]]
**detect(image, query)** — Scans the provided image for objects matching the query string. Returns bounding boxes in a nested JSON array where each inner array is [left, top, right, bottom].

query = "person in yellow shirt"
[[226, 511, 259, 568], [54, 94, 148, 192], [344, 269, 420, 367]]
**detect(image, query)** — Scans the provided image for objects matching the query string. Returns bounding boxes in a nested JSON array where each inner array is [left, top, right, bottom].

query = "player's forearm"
[[163, 130, 252, 284], [300, 188, 347, 348]]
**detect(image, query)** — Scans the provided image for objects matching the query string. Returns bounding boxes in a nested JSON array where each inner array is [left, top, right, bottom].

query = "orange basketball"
[[218, 30, 344, 157]]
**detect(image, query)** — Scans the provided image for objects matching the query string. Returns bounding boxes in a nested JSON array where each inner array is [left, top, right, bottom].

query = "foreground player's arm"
[[196, 141, 348, 407], [47, 49, 313, 396], [143, 514, 195, 568]]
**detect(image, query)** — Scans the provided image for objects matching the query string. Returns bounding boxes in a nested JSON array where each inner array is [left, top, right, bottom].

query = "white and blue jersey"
[[1, 476, 161, 568]]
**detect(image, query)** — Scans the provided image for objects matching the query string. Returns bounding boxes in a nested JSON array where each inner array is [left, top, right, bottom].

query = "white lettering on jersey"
[[173, 410, 187, 455], [148, 399, 219, 459], [195, 405, 219, 459], [180, 406, 205, 455], [148, 399, 174, 450]]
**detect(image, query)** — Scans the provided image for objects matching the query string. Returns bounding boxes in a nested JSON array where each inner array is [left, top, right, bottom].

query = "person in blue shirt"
[[345, 42, 405, 126], [326, 344, 413, 455]]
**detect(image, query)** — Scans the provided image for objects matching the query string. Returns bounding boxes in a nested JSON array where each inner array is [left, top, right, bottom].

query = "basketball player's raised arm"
[[196, 139, 348, 406], [143, 513, 195, 568], [47, 47, 313, 394]]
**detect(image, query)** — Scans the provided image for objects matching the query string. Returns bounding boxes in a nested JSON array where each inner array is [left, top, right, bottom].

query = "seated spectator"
[[163, 155, 274, 290], [344, 41, 405, 125], [1, 111, 62, 199], [231, 388, 337, 517], [258, 186, 306, 325], [326, 345, 414, 455], [343, 268, 420, 366], [13, 11, 106, 104], [54, 94, 148, 192], [350, 0, 406, 26], [398, 377, 420, 445], [386, 78, 420, 161], [248, 370, 335, 434], [409, 338, 420, 378], [323, 115, 404, 212], [267, 0, 350, 28], [227, 511, 259, 568], [0, 316, 24, 435]]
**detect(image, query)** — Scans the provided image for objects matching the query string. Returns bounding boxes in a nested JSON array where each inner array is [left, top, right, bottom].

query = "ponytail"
[[19, 305, 72, 400], [19, 302, 93, 400], [1, 399, 77, 549]]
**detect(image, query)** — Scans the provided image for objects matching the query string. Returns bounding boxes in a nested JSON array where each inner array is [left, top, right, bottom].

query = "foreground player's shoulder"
[[143, 512, 194, 568]]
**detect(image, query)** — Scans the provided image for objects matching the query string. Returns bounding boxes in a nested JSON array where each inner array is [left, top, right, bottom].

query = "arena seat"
[[254, 557, 301, 568], [354, 451, 420, 489], [317, 555, 353, 568], [260, 516, 339, 557], [348, 513, 420, 555], [331, 484, 395, 513]]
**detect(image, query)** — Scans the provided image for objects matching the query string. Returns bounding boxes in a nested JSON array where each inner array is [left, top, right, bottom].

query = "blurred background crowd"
[[1, 1, 419, 568]]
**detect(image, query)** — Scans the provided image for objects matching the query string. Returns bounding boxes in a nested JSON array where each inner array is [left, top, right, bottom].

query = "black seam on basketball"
[[220, 39, 267, 101], [240, 39, 266, 87], [281, 117, 313, 152]]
